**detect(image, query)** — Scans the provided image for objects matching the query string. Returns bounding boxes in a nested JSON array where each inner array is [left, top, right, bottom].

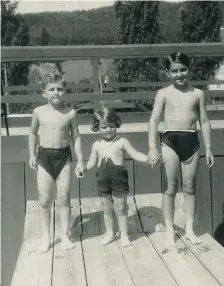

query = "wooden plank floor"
[[11, 195, 224, 286]]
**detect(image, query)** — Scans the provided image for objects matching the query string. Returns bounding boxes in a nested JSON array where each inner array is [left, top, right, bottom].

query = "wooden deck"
[[11, 195, 224, 286]]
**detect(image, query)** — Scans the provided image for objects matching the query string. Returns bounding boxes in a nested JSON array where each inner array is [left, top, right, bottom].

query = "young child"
[[148, 52, 214, 247], [86, 108, 148, 247], [29, 71, 85, 253]]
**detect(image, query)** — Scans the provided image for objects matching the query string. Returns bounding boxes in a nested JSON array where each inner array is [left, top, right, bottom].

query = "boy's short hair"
[[91, 107, 121, 132], [39, 63, 66, 89], [165, 52, 190, 70]]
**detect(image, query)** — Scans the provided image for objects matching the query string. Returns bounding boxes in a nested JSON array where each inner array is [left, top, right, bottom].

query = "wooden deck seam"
[[145, 233, 180, 286], [177, 234, 223, 286], [80, 234, 90, 286], [114, 237, 136, 286]]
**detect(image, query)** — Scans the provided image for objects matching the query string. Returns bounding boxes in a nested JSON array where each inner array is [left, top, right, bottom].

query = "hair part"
[[165, 52, 190, 70], [91, 108, 121, 132]]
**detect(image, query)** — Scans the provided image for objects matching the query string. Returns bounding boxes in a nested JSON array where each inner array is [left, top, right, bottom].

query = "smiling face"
[[166, 62, 190, 88], [43, 81, 66, 105], [99, 119, 117, 140]]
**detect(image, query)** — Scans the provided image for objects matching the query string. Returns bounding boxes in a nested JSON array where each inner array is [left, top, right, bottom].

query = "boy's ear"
[[42, 90, 47, 98], [165, 69, 170, 78]]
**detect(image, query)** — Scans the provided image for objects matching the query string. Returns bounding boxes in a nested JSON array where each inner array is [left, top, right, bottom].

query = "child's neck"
[[173, 82, 190, 92], [101, 135, 117, 142], [48, 102, 65, 111]]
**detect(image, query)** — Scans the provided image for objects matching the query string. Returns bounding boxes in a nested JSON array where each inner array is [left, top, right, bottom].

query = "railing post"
[[91, 59, 104, 109], [91, 59, 100, 93]]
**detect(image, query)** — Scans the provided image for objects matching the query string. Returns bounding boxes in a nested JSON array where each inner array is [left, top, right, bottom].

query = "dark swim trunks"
[[37, 145, 72, 180], [96, 157, 129, 196], [160, 131, 200, 162]]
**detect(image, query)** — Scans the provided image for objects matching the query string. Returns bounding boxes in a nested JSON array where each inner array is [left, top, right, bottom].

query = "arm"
[[148, 89, 165, 149], [123, 139, 147, 163], [70, 111, 84, 170], [28, 109, 39, 169], [198, 91, 214, 167], [86, 142, 98, 170], [148, 90, 165, 164]]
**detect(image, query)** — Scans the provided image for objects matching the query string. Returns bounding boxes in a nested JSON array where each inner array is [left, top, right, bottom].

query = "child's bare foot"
[[121, 235, 131, 247], [100, 233, 114, 245], [39, 238, 51, 253], [185, 231, 202, 245], [61, 236, 75, 250], [165, 231, 176, 249]]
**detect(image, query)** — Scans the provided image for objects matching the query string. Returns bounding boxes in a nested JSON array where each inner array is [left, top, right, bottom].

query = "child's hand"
[[29, 156, 37, 169], [75, 160, 86, 178], [147, 148, 161, 167], [206, 149, 214, 168]]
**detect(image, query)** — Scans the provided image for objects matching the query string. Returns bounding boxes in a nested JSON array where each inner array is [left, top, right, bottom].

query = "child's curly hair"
[[91, 108, 121, 132]]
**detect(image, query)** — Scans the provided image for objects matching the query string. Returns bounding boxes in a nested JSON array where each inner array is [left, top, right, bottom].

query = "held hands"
[[75, 160, 86, 178], [206, 149, 214, 168], [147, 148, 161, 168], [29, 156, 37, 169]]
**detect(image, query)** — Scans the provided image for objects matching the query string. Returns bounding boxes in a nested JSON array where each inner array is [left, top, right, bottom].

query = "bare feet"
[[100, 233, 114, 245], [185, 231, 202, 245], [39, 237, 51, 254], [61, 236, 75, 250], [165, 230, 177, 249], [121, 235, 131, 247]]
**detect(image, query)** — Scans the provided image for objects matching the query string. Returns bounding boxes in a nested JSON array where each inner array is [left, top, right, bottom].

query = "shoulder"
[[190, 87, 204, 101], [156, 87, 168, 99], [119, 137, 130, 149], [92, 140, 100, 151], [67, 108, 76, 119], [32, 105, 46, 116]]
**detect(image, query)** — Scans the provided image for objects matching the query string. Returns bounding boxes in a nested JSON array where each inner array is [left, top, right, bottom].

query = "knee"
[[39, 195, 51, 208], [103, 205, 114, 215], [183, 181, 196, 195], [58, 195, 70, 207], [165, 183, 178, 197], [114, 203, 127, 216]]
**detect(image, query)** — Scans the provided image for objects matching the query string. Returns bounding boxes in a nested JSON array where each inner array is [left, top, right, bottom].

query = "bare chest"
[[165, 93, 198, 111], [39, 111, 71, 130]]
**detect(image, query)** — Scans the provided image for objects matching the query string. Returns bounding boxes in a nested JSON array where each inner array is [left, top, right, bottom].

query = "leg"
[[99, 194, 115, 245], [181, 152, 202, 244], [56, 161, 74, 250], [37, 165, 54, 253], [162, 145, 180, 248], [113, 192, 130, 247]]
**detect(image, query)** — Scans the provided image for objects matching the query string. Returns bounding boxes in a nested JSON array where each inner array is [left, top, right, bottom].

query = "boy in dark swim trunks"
[[29, 69, 85, 253], [86, 108, 148, 247], [148, 52, 214, 247]]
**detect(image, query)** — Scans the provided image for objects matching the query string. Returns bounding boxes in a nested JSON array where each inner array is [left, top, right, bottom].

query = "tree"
[[40, 27, 51, 45], [115, 1, 161, 110], [1, 0, 30, 86], [179, 2, 222, 82]]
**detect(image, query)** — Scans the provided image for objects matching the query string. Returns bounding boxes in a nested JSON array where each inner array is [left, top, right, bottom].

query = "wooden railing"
[[1, 43, 224, 105]]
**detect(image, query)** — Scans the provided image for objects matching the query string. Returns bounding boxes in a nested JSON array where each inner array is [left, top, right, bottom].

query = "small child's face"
[[99, 119, 116, 140], [43, 81, 66, 105], [166, 62, 189, 87]]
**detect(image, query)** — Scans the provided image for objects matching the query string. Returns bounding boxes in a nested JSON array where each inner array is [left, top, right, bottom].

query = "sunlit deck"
[[9, 196, 224, 286]]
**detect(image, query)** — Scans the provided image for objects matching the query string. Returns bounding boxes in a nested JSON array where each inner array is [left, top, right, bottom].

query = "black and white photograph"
[[1, 0, 224, 285]]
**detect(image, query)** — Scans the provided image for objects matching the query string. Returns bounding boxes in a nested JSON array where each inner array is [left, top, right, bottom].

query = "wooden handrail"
[[1, 90, 224, 104], [2, 43, 224, 62]]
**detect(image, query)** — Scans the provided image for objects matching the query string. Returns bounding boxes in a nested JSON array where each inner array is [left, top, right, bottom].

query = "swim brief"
[[96, 157, 129, 196], [37, 145, 72, 180], [160, 131, 200, 161]]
